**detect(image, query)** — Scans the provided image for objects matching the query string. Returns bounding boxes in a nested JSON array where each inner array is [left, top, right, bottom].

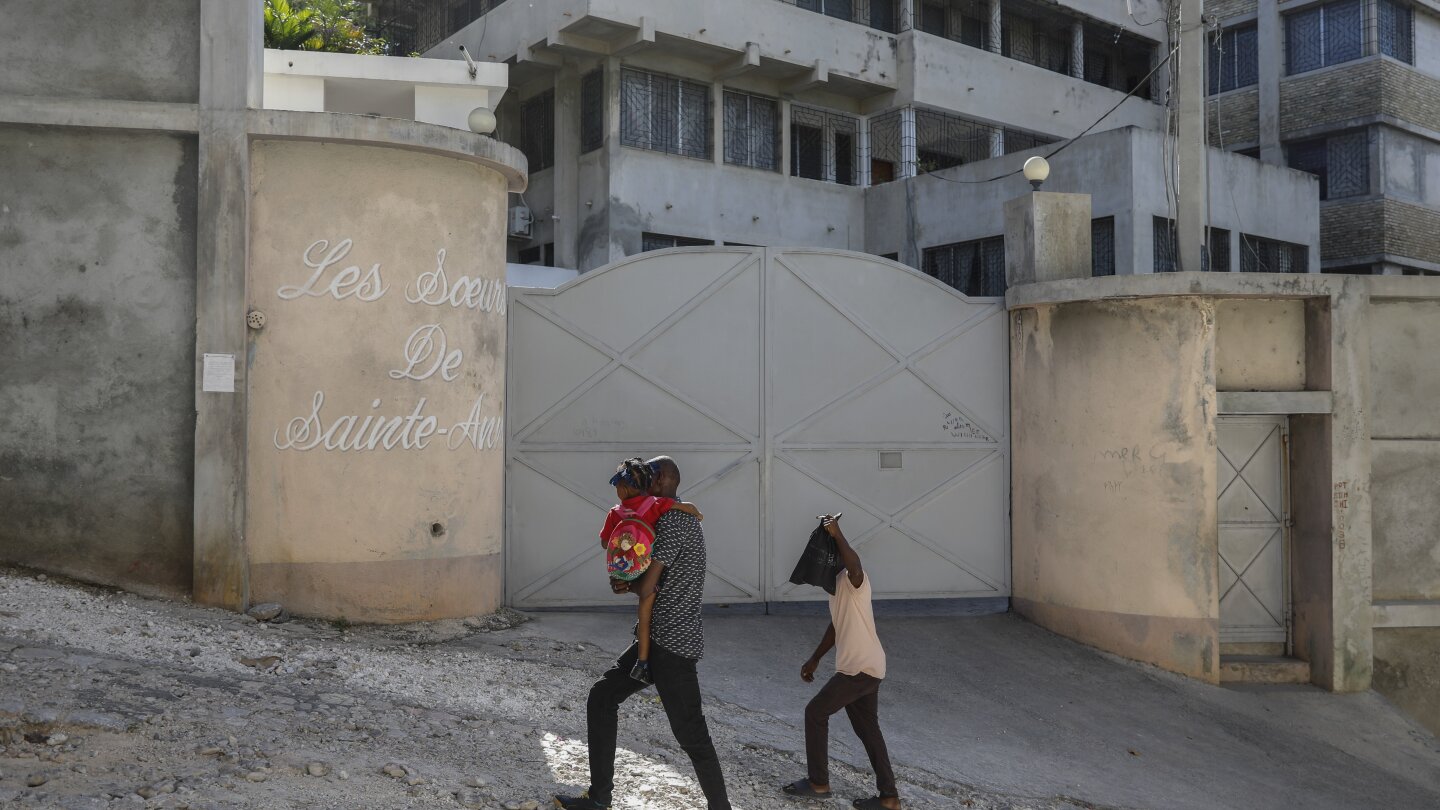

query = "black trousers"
[[805, 672, 898, 798], [586, 643, 731, 810]]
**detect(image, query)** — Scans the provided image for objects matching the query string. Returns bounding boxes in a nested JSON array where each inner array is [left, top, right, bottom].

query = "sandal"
[[782, 779, 832, 800]]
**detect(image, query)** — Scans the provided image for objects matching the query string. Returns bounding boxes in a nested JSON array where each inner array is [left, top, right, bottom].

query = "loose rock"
[[305, 761, 329, 777], [245, 603, 284, 622], [26, 773, 47, 787]]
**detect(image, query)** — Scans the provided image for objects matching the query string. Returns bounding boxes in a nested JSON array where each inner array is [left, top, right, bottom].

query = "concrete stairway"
[[1220, 654, 1312, 684]]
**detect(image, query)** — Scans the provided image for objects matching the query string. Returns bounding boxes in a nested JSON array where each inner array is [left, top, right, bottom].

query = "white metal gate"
[[1217, 416, 1290, 644], [505, 248, 1009, 607]]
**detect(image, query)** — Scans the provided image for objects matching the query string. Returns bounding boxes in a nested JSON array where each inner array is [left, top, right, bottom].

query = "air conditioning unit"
[[507, 205, 533, 240]]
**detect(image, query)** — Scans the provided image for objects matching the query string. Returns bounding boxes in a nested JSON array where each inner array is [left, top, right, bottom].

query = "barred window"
[[1003, 127, 1055, 154], [517, 243, 554, 267], [521, 89, 555, 172], [1286, 0, 1364, 75], [869, 107, 1055, 180], [1378, 0, 1414, 63], [787, 0, 900, 33], [1092, 217, 1115, 277], [1241, 235, 1308, 273], [621, 69, 711, 160], [1153, 216, 1178, 273], [791, 105, 860, 185], [1287, 131, 1368, 200], [923, 236, 1006, 296], [868, 109, 904, 183], [1002, 11, 1070, 75], [580, 69, 604, 154], [1155, 218, 1233, 271], [919, 2, 946, 34], [723, 91, 780, 171], [1207, 228, 1232, 272], [641, 233, 712, 252], [1209, 25, 1259, 94]]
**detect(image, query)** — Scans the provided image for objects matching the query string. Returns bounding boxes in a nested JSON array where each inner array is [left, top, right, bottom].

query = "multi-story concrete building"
[[1206, 0, 1440, 275], [400, 0, 1332, 289]]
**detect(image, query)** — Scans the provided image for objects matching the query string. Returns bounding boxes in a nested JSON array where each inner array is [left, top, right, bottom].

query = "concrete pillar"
[[780, 99, 793, 179], [899, 107, 918, 178], [900, 0, 915, 31], [1363, 0, 1380, 56], [553, 65, 580, 269], [1175, 0, 1207, 272], [712, 80, 725, 169], [857, 116, 872, 188], [193, 0, 262, 610], [1258, 0, 1283, 164], [1003, 191, 1094, 287], [987, 0, 1003, 53], [1071, 20, 1085, 80], [600, 56, 625, 266]]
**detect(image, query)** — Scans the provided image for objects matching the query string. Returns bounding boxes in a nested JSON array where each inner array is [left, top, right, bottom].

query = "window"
[[791, 105, 860, 185], [520, 89, 555, 172], [723, 91, 780, 171], [517, 243, 554, 267], [791, 0, 899, 33], [1153, 217, 1178, 273], [920, 2, 947, 35], [1286, 0, 1364, 74], [1206, 228, 1232, 272], [1002, 12, 1070, 75], [641, 233, 712, 252], [1241, 235, 1308, 273], [1092, 217, 1115, 276], [1287, 131, 1368, 200], [1378, 0, 1414, 63], [922, 236, 1007, 296], [621, 69, 711, 160], [1155, 218, 1233, 271], [1209, 25, 1259, 94], [580, 69, 604, 154], [880, 252, 900, 261]]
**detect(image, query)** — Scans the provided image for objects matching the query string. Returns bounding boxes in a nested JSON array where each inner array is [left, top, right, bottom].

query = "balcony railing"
[[774, 0, 904, 34]]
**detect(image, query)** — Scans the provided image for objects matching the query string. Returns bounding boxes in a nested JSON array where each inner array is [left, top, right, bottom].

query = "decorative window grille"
[[1092, 217, 1115, 276], [641, 233, 712, 252], [620, 69, 711, 160], [1378, 0, 1414, 63], [520, 89, 555, 172], [447, 0, 510, 37], [1002, 11, 1070, 75], [1287, 131, 1368, 200], [1241, 235, 1308, 273], [1003, 127, 1055, 154], [868, 109, 904, 183], [784, 0, 900, 33], [922, 236, 1007, 296], [790, 105, 860, 185], [1153, 216, 1178, 273], [869, 107, 1056, 181], [1208, 25, 1259, 94], [920, 2, 947, 34], [1286, 0, 1364, 75], [580, 69, 604, 154], [723, 91, 781, 171]]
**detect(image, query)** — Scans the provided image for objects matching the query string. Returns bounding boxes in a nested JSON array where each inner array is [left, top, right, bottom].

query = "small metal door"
[[1217, 416, 1290, 644]]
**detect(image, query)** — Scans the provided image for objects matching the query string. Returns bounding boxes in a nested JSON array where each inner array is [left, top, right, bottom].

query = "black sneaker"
[[554, 793, 610, 810]]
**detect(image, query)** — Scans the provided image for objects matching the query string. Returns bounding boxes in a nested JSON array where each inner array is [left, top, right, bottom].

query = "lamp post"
[[1023, 156, 1050, 191]]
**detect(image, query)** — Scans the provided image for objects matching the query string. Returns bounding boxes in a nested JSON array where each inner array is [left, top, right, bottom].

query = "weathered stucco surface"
[[1214, 298, 1306, 392], [0, 126, 198, 596], [0, 0, 200, 104], [245, 140, 507, 622], [1373, 627, 1440, 736], [1010, 298, 1219, 681], [1371, 442, 1440, 602], [1368, 299, 1440, 440]]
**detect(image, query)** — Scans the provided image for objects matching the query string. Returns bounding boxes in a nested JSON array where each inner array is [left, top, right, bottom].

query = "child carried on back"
[[601, 457, 702, 684]]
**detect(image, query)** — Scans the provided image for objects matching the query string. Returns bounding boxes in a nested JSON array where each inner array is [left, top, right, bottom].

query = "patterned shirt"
[[646, 510, 706, 660]]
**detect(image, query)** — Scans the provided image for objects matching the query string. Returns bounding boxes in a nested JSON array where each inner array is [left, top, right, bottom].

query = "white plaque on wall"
[[202, 353, 236, 393]]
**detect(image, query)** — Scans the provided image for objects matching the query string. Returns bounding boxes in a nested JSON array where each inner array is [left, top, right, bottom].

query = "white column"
[[1071, 20, 1085, 80], [900, 0, 916, 31], [858, 116, 872, 188], [987, 0, 1003, 53], [900, 107, 918, 178]]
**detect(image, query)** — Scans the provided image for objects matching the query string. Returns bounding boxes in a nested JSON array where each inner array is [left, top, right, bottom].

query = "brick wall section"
[[1320, 200, 1384, 262], [1320, 198, 1440, 265], [1380, 61, 1440, 134], [1209, 89, 1259, 146], [1209, 0, 1259, 20], [1282, 60, 1440, 136], [1280, 61, 1384, 135]]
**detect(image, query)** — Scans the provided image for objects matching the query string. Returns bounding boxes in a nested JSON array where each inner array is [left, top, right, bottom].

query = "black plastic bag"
[[788, 521, 841, 596]]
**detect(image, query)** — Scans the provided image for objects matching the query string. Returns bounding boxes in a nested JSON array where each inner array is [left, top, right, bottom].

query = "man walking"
[[782, 515, 900, 810], [556, 456, 731, 810]]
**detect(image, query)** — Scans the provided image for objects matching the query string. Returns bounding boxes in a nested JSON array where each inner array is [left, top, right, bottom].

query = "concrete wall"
[[245, 140, 509, 622], [1010, 297, 1220, 682], [0, 126, 198, 596], [1214, 299, 1307, 391], [0, 0, 200, 103]]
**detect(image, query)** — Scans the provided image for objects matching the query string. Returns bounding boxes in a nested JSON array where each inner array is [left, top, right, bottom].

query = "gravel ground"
[[0, 569, 1071, 810]]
